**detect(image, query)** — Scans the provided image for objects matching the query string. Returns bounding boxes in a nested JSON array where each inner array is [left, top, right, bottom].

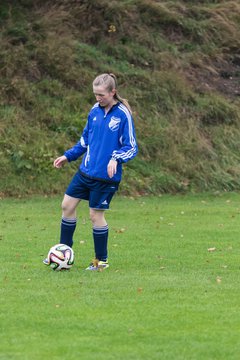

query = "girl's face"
[[93, 85, 116, 108]]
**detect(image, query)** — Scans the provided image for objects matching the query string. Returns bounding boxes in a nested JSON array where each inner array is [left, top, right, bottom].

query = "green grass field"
[[1, 193, 240, 360]]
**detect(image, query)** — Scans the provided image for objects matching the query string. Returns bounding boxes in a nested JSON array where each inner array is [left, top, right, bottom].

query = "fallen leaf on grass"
[[208, 247, 216, 252], [115, 228, 126, 233]]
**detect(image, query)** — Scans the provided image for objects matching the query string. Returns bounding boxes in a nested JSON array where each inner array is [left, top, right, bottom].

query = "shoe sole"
[[85, 265, 109, 271]]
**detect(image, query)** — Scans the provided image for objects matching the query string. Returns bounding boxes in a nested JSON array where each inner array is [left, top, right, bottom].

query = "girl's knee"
[[89, 209, 97, 223], [89, 208, 106, 226], [61, 196, 79, 217], [61, 200, 70, 212]]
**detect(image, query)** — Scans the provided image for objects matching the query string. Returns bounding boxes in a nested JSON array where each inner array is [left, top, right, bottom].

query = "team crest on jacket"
[[109, 116, 121, 131]]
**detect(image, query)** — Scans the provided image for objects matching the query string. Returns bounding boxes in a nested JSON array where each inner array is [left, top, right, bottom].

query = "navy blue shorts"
[[65, 170, 119, 210]]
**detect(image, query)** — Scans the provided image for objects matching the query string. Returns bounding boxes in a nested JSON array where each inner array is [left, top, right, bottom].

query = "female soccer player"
[[44, 73, 138, 270]]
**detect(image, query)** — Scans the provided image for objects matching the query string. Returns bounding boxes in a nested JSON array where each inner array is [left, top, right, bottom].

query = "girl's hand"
[[53, 155, 68, 168], [107, 159, 118, 178]]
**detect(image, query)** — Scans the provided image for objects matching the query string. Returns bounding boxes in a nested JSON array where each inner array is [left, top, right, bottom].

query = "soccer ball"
[[47, 244, 74, 271]]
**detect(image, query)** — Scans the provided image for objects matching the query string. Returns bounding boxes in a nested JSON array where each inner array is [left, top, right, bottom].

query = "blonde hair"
[[93, 73, 132, 114]]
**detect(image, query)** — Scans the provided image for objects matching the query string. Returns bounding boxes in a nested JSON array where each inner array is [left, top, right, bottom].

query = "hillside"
[[1, 0, 240, 196]]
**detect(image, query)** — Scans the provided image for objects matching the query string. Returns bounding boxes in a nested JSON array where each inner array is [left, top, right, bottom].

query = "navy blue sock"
[[93, 225, 109, 261], [60, 217, 77, 248]]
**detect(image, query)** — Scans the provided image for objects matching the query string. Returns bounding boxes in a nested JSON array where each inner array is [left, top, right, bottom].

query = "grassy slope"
[[0, 0, 240, 196], [1, 194, 240, 359]]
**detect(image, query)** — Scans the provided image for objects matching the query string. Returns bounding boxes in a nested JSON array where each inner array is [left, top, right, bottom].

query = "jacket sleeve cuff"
[[111, 157, 121, 164], [64, 152, 71, 162]]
